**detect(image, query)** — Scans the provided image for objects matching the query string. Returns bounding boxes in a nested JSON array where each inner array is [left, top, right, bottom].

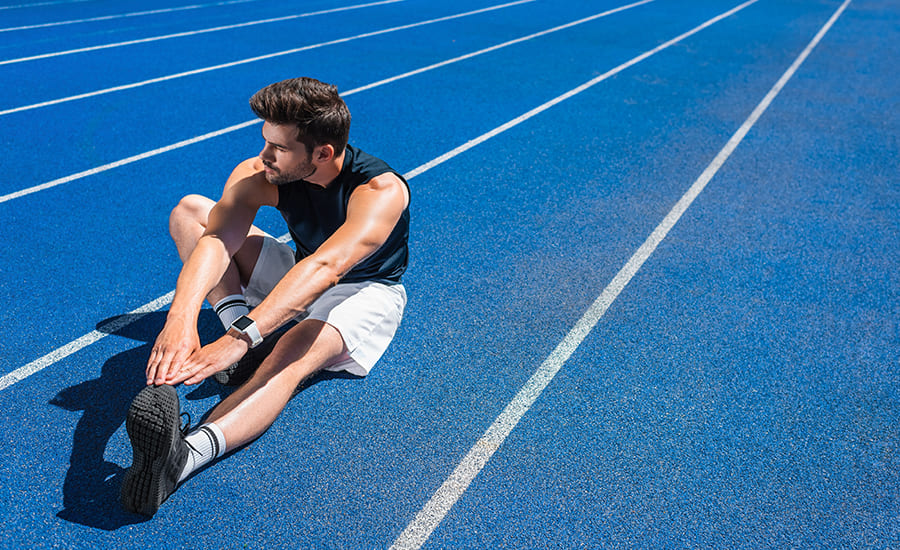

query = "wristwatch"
[[230, 315, 263, 348]]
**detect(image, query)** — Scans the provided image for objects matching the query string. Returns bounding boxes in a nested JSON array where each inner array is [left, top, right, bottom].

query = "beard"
[[263, 159, 316, 186]]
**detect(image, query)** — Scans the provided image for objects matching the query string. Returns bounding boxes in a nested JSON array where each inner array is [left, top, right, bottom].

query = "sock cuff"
[[213, 294, 250, 330], [199, 422, 227, 459], [213, 294, 249, 314]]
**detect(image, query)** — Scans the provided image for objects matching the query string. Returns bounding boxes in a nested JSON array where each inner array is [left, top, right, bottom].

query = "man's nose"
[[259, 144, 275, 162]]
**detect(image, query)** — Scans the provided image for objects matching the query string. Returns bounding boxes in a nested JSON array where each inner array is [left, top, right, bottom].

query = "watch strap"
[[231, 315, 263, 348]]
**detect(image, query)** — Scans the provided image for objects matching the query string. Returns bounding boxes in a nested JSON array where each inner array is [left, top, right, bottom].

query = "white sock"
[[179, 422, 227, 483], [213, 294, 250, 330]]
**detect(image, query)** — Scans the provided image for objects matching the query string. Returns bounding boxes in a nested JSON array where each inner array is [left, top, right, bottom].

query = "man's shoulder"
[[224, 157, 277, 207]]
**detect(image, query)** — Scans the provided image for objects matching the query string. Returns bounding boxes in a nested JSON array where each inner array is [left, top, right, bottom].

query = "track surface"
[[1, 0, 897, 548]]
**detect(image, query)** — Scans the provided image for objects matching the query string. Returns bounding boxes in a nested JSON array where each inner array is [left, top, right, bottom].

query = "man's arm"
[[251, 172, 409, 334], [146, 159, 277, 385], [169, 171, 409, 385]]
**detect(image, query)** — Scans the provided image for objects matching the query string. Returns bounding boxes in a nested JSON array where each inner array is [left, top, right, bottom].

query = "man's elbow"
[[309, 257, 345, 288]]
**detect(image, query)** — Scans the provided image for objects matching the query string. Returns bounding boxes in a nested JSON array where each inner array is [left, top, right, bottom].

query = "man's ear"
[[314, 144, 335, 163]]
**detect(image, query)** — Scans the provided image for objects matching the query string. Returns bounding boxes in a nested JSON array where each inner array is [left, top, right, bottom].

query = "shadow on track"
[[48, 310, 219, 530], [50, 309, 359, 530]]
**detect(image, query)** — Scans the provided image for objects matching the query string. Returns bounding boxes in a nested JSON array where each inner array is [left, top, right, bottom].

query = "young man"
[[120, 77, 410, 516]]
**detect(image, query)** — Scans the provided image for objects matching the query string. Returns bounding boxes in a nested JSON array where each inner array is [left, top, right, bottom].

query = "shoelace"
[[180, 412, 199, 453]]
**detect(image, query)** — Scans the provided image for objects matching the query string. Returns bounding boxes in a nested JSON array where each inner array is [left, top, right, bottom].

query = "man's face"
[[259, 121, 316, 185]]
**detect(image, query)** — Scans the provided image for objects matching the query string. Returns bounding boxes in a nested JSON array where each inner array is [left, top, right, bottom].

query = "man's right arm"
[[146, 158, 277, 385]]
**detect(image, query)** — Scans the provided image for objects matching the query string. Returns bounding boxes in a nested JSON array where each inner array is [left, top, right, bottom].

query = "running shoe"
[[120, 384, 190, 516]]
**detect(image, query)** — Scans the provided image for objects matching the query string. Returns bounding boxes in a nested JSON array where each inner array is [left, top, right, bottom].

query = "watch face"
[[232, 316, 254, 331]]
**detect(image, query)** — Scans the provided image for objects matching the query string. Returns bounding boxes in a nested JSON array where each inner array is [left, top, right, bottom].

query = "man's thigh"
[[307, 281, 407, 377], [243, 236, 296, 306], [243, 240, 406, 377], [263, 319, 348, 378]]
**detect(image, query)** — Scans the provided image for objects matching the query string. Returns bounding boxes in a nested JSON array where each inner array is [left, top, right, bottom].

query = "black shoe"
[[213, 329, 286, 386], [120, 384, 190, 516]]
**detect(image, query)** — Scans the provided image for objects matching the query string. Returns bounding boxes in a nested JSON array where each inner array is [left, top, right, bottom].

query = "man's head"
[[250, 77, 351, 156], [250, 77, 351, 185]]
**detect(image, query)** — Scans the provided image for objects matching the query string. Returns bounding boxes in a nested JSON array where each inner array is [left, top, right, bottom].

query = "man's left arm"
[[170, 172, 409, 385]]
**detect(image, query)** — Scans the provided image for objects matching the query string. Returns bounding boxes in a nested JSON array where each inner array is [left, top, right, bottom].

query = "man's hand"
[[167, 332, 250, 386], [146, 316, 201, 385]]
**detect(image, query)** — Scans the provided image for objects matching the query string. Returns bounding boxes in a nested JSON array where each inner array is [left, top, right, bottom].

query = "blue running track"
[[0, 0, 897, 548]]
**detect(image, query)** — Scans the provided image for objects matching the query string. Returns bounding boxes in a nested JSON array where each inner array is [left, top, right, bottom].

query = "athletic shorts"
[[243, 235, 406, 376]]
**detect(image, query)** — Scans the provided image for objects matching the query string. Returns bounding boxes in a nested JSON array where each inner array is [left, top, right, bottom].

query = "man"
[[120, 77, 410, 516]]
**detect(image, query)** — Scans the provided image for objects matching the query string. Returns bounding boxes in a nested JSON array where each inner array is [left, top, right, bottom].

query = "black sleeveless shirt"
[[276, 145, 409, 284]]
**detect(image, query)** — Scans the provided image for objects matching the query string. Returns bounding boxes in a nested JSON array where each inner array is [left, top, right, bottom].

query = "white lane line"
[[0, 230, 294, 392], [0, 291, 175, 392], [0, 0, 259, 32], [0, 0, 649, 204], [405, 0, 758, 179], [0, 120, 262, 204], [0, 0, 534, 117], [389, 1, 852, 548], [1, 0, 102, 11], [348, 0, 655, 95], [0, 0, 404, 65]]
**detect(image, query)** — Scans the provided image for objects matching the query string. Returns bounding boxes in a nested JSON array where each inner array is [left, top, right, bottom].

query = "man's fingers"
[[170, 360, 202, 385], [154, 347, 184, 385], [183, 361, 218, 385], [185, 373, 206, 386], [146, 347, 164, 385], [147, 321, 201, 385], [154, 354, 173, 386], [163, 349, 190, 383]]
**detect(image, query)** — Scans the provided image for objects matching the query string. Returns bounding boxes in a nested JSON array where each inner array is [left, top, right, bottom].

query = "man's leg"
[[121, 319, 346, 516], [204, 319, 347, 449], [168, 194, 268, 312], [171, 320, 347, 489]]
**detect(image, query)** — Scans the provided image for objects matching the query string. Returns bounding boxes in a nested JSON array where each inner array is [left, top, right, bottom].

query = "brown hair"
[[249, 77, 351, 155]]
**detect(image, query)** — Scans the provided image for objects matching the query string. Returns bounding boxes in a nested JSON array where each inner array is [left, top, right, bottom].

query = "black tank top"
[[276, 145, 409, 284]]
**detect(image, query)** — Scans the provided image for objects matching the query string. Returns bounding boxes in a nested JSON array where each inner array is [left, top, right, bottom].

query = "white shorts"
[[244, 236, 406, 376]]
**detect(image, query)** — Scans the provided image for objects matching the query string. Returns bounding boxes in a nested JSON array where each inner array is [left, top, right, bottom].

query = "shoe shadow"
[[50, 309, 221, 529], [50, 309, 360, 529], [51, 342, 150, 529]]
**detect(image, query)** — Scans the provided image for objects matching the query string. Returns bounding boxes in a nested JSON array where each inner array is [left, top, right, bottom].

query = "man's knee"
[[169, 194, 214, 238], [254, 321, 346, 381]]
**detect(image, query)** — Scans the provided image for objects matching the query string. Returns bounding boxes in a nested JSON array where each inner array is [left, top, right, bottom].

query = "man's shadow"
[[51, 309, 357, 530], [50, 309, 226, 529]]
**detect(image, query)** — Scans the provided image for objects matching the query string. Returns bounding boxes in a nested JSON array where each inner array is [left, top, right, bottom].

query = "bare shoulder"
[[225, 157, 266, 187], [223, 157, 277, 207], [354, 172, 409, 209]]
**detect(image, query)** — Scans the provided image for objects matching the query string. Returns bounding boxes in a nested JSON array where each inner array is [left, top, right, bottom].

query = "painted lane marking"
[[0, 0, 404, 65], [389, 1, 852, 548], [0, 120, 263, 204], [0, 0, 650, 204], [0, 0, 535, 117], [0, 0, 260, 32], [1, 0, 95, 11], [0, 232, 294, 392], [347, 0, 655, 96], [0, 292, 175, 391]]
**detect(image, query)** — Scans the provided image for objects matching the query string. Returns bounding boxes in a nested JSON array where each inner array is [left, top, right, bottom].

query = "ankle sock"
[[179, 422, 227, 483], [213, 294, 250, 330]]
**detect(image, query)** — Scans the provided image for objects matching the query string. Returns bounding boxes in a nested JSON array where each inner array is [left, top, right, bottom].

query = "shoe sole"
[[120, 384, 183, 516]]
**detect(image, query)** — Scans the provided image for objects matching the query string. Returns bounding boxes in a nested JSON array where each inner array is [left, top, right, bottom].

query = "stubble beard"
[[263, 160, 316, 186]]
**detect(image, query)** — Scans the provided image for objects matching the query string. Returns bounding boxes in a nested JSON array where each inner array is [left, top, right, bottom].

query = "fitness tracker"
[[230, 315, 263, 348]]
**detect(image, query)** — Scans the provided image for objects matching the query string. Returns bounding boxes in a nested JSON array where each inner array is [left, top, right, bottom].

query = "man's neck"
[[306, 150, 346, 188]]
